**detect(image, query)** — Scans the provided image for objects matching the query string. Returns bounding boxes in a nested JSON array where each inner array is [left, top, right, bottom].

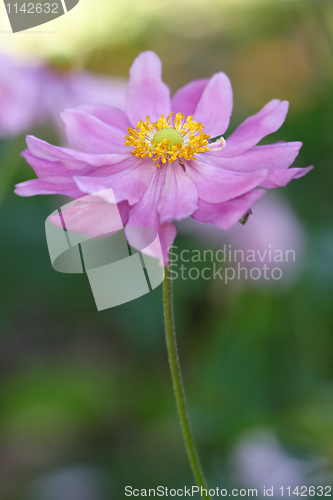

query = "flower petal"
[[22, 150, 81, 178], [193, 72, 233, 137], [205, 141, 302, 172], [74, 158, 155, 205], [77, 104, 131, 131], [171, 79, 209, 117], [60, 71, 127, 112], [221, 99, 289, 157], [127, 167, 177, 265], [60, 109, 128, 153], [26, 135, 129, 171], [116, 201, 131, 227], [157, 163, 198, 223], [185, 159, 267, 203], [192, 189, 265, 230], [49, 197, 130, 238], [261, 166, 313, 188], [15, 176, 83, 198], [0, 54, 44, 136], [126, 51, 171, 127]]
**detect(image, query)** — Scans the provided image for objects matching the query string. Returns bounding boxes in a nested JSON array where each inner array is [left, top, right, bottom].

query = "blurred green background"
[[0, 0, 333, 498]]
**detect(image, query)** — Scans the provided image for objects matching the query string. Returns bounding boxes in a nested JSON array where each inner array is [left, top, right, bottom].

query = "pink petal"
[[49, 196, 130, 238], [0, 55, 44, 135], [193, 72, 233, 137], [261, 166, 313, 188], [221, 99, 289, 157], [26, 135, 130, 171], [116, 201, 131, 227], [58, 71, 127, 112], [204, 141, 302, 172], [126, 51, 171, 127], [127, 167, 177, 265], [60, 109, 128, 153], [74, 158, 155, 205], [192, 189, 265, 230], [77, 104, 131, 131], [185, 159, 268, 203], [22, 150, 83, 178], [23, 144, 141, 190], [171, 79, 209, 117], [15, 176, 83, 198], [157, 163, 198, 223]]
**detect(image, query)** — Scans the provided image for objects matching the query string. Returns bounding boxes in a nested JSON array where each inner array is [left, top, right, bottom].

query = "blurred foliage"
[[0, 0, 333, 499]]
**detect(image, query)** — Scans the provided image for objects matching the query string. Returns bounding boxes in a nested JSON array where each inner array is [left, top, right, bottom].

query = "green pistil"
[[153, 128, 184, 148]]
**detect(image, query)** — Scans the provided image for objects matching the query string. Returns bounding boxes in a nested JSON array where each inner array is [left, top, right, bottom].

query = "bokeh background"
[[0, 0, 333, 498]]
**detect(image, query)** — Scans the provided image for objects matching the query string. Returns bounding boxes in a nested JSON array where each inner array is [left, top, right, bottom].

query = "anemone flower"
[[39, 65, 127, 133], [0, 53, 43, 136], [15, 51, 312, 264], [0, 52, 126, 137], [15, 51, 313, 500]]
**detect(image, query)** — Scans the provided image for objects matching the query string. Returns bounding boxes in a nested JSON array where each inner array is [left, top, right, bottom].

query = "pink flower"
[[15, 51, 313, 264], [38, 66, 127, 132], [0, 53, 126, 137], [0, 53, 44, 136]]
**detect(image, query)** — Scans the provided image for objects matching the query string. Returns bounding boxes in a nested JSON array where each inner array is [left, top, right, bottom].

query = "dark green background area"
[[0, 1, 333, 498]]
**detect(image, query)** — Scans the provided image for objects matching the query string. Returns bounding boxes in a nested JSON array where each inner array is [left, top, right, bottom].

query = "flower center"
[[152, 128, 184, 148], [125, 112, 212, 167]]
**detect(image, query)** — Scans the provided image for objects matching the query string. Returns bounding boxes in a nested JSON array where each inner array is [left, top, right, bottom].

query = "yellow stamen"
[[125, 112, 210, 167]]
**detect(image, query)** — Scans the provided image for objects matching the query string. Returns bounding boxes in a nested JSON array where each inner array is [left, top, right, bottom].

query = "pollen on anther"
[[124, 112, 212, 167]]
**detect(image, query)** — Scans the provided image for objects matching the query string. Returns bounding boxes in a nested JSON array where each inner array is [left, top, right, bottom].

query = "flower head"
[[125, 112, 219, 167], [0, 53, 44, 136], [0, 52, 126, 137], [15, 51, 313, 265]]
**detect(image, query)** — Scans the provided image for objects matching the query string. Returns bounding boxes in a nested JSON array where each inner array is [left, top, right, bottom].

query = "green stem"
[[163, 263, 211, 500]]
